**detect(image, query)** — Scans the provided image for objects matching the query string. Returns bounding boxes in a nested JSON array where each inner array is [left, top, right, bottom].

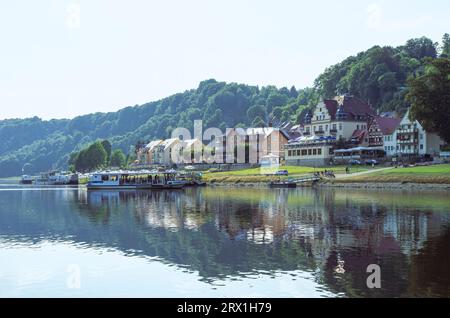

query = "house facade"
[[216, 127, 289, 164], [368, 117, 401, 157], [395, 110, 445, 157], [285, 95, 376, 166]]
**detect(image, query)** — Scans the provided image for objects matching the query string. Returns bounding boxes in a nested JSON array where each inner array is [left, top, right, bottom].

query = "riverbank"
[[203, 165, 371, 184], [204, 164, 450, 190]]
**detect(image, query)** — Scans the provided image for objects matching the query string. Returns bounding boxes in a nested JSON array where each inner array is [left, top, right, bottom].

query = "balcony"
[[303, 131, 311, 136], [397, 128, 419, 134], [397, 139, 418, 144], [314, 130, 325, 135], [330, 129, 338, 134]]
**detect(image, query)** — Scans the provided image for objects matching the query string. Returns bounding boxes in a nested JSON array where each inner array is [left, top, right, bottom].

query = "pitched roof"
[[351, 129, 367, 144], [372, 117, 401, 135], [161, 138, 180, 149], [324, 100, 338, 120], [323, 95, 376, 120], [145, 140, 163, 151]]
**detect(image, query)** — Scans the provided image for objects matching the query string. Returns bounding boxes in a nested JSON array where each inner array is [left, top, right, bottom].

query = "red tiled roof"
[[323, 95, 376, 120], [338, 95, 376, 118], [351, 129, 366, 139], [323, 100, 338, 120], [372, 117, 401, 135]]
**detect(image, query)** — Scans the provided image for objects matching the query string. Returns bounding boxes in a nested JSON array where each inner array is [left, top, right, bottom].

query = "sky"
[[0, 0, 449, 120]]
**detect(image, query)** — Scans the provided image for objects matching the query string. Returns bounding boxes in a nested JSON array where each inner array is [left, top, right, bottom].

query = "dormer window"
[[336, 106, 347, 120]]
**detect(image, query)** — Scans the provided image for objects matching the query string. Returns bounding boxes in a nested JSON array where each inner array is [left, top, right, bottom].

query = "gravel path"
[[336, 167, 395, 179]]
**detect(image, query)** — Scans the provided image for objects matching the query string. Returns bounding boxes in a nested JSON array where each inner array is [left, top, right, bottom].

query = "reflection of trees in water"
[[1, 187, 450, 296]]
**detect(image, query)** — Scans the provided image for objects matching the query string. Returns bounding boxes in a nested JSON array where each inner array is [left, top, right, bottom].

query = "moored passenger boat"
[[87, 170, 185, 190], [21, 175, 34, 184]]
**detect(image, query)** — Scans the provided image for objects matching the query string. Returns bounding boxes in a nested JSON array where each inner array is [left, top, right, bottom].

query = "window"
[[332, 124, 337, 130], [325, 125, 328, 131], [319, 125, 323, 131], [339, 124, 343, 131], [313, 149, 317, 155], [102, 175, 109, 181], [420, 144, 424, 150], [385, 146, 387, 151], [308, 149, 312, 156], [297, 150, 301, 156], [357, 125, 359, 130], [318, 148, 322, 155], [302, 149, 307, 156], [288, 150, 292, 156], [420, 134, 424, 140]]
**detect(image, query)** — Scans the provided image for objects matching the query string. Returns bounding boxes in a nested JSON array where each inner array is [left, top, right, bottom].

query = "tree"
[[246, 105, 267, 123], [441, 33, 450, 58], [110, 149, 126, 168], [251, 116, 266, 128], [73, 141, 108, 172], [289, 86, 298, 99], [266, 93, 288, 113], [403, 37, 438, 59], [406, 58, 450, 143], [101, 140, 112, 163]]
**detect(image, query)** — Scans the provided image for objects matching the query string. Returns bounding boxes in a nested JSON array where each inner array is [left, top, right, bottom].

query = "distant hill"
[[0, 35, 447, 177]]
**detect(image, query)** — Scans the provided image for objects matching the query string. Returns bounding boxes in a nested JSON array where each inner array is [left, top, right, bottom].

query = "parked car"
[[348, 160, 362, 165], [275, 170, 289, 176], [365, 159, 380, 166]]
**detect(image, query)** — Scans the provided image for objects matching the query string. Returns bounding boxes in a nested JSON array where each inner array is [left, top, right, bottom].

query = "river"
[[0, 184, 449, 297]]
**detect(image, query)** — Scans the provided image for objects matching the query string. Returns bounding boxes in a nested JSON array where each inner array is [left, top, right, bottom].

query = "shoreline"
[[207, 180, 450, 191]]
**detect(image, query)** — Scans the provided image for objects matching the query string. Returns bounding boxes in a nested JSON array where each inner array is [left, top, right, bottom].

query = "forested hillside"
[[0, 35, 448, 177]]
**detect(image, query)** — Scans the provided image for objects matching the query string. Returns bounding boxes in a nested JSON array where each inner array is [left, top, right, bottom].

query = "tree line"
[[0, 34, 449, 177], [68, 140, 127, 172]]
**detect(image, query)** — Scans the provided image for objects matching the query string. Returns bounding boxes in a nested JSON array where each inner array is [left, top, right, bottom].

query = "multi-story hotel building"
[[285, 95, 376, 166]]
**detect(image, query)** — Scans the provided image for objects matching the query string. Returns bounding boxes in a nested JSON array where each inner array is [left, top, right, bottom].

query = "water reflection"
[[1, 186, 450, 297]]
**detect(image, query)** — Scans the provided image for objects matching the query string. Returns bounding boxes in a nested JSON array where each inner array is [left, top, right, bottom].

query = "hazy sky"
[[0, 0, 449, 120]]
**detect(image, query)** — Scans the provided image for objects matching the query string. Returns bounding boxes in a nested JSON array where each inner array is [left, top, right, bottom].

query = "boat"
[[34, 171, 73, 185], [269, 180, 297, 188], [178, 171, 207, 187], [20, 175, 34, 184], [87, 170, 186, 190]]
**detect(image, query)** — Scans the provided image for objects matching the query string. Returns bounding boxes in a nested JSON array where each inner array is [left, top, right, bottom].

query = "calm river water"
[[0, 184, 449, 297]]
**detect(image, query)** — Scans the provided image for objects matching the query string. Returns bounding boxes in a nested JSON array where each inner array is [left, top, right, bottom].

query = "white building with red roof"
[[285, 95, 376, 166], [368, 117, 401, 157]]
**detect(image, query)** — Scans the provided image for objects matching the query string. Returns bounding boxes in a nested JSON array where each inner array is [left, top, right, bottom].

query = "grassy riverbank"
[[333, 164, 450, 184], [203, 165, 373, 183]]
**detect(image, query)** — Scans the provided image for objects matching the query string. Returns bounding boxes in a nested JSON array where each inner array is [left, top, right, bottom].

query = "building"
[[152, 138, 182, 166], [286, 95, 376, 166], [368, 117, 401, 157], [395, 110, 445, 158], [285, 136, 336, 166], [141, 140, 164, 165], [178, 138, 204, 164], [302, 95, 375, 141], [216, 127, 290, 164]]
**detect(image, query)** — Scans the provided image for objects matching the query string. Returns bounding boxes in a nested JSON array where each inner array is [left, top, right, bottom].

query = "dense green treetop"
[[407, 57, 450, 143]]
